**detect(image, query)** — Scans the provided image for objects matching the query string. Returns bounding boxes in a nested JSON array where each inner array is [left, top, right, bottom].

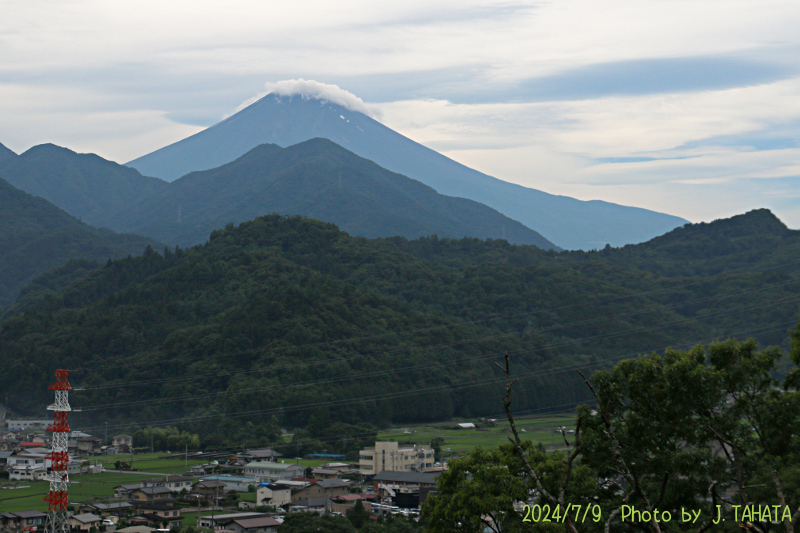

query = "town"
[[1, 415, 448, 533], [0, 414, 456, 533]]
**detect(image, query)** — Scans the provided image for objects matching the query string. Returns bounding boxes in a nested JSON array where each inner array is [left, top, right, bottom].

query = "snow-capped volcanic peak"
[[234, 79, 380, 119]]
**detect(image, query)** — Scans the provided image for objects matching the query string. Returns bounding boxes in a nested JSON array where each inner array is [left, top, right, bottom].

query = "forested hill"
[[0, 143, 168, 227], [0, 177, 163, 310], [0, 139, 556, 249], [109, 138, 557, 248], [1, 211, 798, 441]]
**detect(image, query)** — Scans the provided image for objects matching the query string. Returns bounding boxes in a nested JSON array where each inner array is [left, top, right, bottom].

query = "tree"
[[428, 340, 800, 533], [424, 441, 597, 533], [278, 513, 355, 533], [430, 436, 444, 461], [346, 499, 371, 529]]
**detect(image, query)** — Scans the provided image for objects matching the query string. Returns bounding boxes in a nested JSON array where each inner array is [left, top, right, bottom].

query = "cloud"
[[512, 55, 798, 102], [231, 79, 382, 119]]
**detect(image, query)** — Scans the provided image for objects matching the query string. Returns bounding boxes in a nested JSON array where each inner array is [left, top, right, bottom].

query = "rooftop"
[[246, 461, 304, 470], [232, 517, 282, 529], [372, 471, 439, 484], [72, 513, 102, 523]]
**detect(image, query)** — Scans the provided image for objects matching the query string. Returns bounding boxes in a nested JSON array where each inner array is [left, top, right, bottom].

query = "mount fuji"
[[127, 82, 688, 250]]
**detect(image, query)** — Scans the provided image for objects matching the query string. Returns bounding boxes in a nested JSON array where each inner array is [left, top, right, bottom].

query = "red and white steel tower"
[[43, 369, 72, 533]]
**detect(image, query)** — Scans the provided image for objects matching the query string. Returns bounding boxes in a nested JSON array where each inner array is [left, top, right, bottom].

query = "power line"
[[70, 289, 800, 415], [71, 275, 800, 395], [73, 318, 798, 434], [65, 263, 800, 383]]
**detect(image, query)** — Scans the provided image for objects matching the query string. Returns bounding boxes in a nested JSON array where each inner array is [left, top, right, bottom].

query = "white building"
[[256, 483, 293, 508], [7, 452, 51, 479], [243, 461, 305, 482], [359, 442, 434, 476], [6, 419, 50, 431]]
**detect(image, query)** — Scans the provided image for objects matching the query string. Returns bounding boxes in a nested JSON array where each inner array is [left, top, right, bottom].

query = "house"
[[243, 461, 305, 482], [291, 479, 350, 502], [131, 503, 183, 529], [115, 483, 143, 498], [141, 474, 193, 493], [130, 486, 175, 502], [286, 497, 328, 514], [79, 502, 135, 517], [256, 483, 292, 508], [310, 467, 340, 480], [70, 513, 103, 531], [0, 511, 48, 529], [222, 515, 281, 533], [8, 465, 46, 480], [197, 512, 269, 529], [192, 479, 229, 500], [236, 448, 283, 464], [7, 452, 49, 469], [330, 494, 377, 514], [188, 463, 217, 476], [6, 419, 50, 431], [117, 527, 156, 533], [0, 450, 12, 466], [7, 452, 49, 480], [198, 474, 259, 492], [76, 436, 103, 455], [113, 434, 133, 453], [371, 471, 439, 495], [359, 442, 434, 476]]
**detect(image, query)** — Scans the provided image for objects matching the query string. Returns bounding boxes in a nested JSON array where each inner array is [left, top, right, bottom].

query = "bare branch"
[[499, 352, 556, 504], [577, 369, 661, 533], [773, 470, 795, 533], [693, 482, 718, 533], [500, 352, 578, 533], [604, 507, 622, 533]]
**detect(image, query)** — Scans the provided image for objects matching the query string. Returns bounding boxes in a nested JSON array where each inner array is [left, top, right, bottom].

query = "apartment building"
[[359, 442, 434, 476]]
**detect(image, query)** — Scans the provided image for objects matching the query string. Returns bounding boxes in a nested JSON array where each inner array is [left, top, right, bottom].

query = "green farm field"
[[377, 413, 577, 455], [0, 472, 155, 512]]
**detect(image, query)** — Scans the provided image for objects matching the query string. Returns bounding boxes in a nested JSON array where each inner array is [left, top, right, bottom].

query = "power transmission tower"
[[44, 370, 72, 533]]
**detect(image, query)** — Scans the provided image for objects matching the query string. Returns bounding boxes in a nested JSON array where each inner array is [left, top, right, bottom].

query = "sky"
[[1, 0, 799, 227]]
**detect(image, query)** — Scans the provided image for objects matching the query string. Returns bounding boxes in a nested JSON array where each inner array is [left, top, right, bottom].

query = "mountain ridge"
[[0, 142, 15, 162], [111, 138, 558, 249], [126, 93, 689, 250], [0, 143, 168, 227]]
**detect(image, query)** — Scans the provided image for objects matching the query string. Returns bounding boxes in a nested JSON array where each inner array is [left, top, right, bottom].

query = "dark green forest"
[[0, 209, 798, 454], [0, 177, 162, 310]]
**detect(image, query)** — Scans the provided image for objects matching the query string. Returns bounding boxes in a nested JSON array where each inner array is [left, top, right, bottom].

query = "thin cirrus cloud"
[[415, 54, 800, 104]]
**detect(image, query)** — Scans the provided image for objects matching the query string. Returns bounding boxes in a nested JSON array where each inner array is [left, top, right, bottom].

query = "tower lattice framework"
[[43, 369, 72, 533]]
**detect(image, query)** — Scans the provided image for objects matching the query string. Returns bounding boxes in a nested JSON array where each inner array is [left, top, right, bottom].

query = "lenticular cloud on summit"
[[231, 79, 381, 119]]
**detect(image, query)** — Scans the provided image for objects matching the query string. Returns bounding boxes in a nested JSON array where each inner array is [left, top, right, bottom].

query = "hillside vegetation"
[[0, 177, 163, 310], [1, 210, 798, 447]]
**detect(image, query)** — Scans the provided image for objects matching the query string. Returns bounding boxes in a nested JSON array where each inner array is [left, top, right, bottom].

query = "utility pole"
[[185, 444, 188, 468]]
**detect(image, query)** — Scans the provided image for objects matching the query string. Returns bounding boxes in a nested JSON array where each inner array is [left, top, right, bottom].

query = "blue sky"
[[1, 0, 799, 227]]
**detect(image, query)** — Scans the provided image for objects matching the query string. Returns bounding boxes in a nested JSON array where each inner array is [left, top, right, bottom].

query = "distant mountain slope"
[[0, 142, 16, 162], [0, 144, 168, 227], [110, 138, 558, 249], [126, 93, 688, 250], [0, 177, 163, 310]]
